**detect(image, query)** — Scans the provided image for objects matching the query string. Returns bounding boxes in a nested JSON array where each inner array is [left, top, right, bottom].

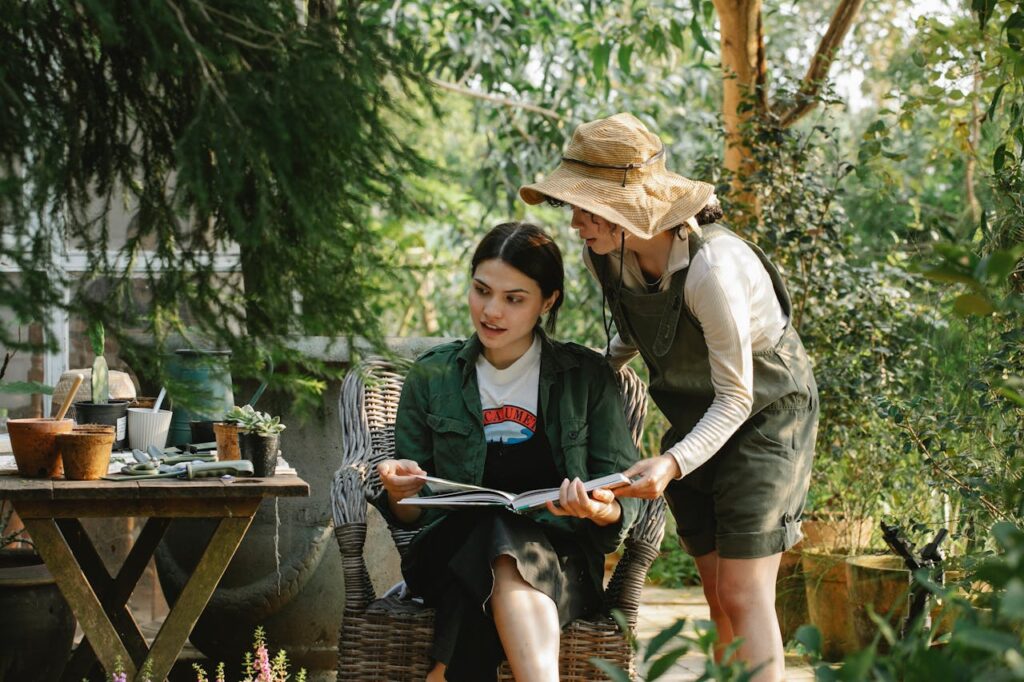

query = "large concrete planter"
[[154, 369, 403, 677]]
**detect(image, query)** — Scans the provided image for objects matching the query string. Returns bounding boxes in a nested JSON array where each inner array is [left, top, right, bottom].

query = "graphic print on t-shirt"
[[482, 404, 537, 444]]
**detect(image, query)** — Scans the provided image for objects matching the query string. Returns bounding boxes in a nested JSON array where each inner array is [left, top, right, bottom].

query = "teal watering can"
[[165, 349, 271, 446]]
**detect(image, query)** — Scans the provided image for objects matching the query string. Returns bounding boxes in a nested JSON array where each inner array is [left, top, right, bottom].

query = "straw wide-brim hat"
[[520, 113, 715, 239]]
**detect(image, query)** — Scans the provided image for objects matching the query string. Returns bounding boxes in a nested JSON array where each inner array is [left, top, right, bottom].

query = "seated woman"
[[375, 222, 642, 682]]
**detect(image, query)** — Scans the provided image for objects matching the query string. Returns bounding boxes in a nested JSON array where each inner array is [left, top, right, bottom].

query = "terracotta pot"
[[7, 418, 74, 478], [776, 547, 808, 643], [56, 430, 115, 480], [213, 422, 242, 461], [801, 514, 875, 553], [802, 548, 858, 661], [846, 554, 910, 650]]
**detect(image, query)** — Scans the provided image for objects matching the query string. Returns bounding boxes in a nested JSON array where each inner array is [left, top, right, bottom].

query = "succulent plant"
[[223, 404, 285, 436]]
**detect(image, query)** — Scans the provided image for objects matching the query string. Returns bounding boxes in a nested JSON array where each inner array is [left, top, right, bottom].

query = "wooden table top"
[[0, 474, 309, 502]]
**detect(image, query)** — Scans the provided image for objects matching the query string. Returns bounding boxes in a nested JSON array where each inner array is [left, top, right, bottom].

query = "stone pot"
[[213, 422, 242, 461], [7, 418, 74, 478], [56, 429, 115, 480], [0, 548, 76, 681], [239, 432, 279, 477]]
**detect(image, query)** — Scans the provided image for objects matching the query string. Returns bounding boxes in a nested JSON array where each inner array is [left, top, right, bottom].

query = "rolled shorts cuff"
[[679, 517, 803, 560]]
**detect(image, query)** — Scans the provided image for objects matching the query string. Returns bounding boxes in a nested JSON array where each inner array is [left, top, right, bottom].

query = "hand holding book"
[[544, 476, 623, 527], [399, 472, 632, 523]]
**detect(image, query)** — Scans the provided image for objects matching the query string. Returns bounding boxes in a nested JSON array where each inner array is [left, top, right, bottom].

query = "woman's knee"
[[715, 570, 776, 617]]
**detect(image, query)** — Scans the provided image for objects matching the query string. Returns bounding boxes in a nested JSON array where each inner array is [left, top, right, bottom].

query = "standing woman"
[[520, 113, 818, 682], [375, 222, 640, 682]]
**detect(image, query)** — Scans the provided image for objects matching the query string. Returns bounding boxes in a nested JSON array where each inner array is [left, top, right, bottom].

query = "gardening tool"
[[882, 521, 947, 637], [152, 387, 167, 413], [104, 460, 254, 481], [53, 374, 83, 421]]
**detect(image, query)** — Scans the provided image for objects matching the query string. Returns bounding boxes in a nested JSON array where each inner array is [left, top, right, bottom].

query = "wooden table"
[[0, 474, 309, 682]]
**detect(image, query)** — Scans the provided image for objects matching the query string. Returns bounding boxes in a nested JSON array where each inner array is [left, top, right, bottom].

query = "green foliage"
[[0, 1, 432, 404], [647, 513, 701, 587], [799, 521, 1024, 681], [592, 612, 752, 681], [731, 95, 943, 528]]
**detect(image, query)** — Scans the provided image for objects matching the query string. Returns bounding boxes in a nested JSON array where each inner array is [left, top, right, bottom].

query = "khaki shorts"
[[664, 386, 818, 560]]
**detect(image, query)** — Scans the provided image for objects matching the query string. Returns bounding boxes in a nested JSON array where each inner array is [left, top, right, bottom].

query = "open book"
[[397, 472, 632, 513]]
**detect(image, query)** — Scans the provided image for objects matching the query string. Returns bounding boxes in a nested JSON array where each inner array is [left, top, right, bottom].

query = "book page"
[[512, 473, 631, 510], [412, 474, 508, 497]]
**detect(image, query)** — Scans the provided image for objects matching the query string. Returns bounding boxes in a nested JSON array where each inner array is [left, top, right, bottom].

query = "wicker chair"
[[332, 357, 666, 681]]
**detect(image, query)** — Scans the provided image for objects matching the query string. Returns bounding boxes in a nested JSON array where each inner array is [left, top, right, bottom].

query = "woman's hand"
[[613, 454, 680, 499], [377, 458, 427, 503], [546, 477, 622, 526]]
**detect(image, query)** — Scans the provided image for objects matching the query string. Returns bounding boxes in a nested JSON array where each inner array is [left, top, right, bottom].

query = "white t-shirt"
[[475, 335, 541, 445], [584, 226, 788, 477]]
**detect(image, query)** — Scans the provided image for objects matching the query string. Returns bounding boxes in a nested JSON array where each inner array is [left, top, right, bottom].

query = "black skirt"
[[402, 509, 600, 682]]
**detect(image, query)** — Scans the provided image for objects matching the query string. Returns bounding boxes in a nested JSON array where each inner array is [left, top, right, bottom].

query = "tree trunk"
[[710, 0, 865, 231], [711, 0, 767, 229]]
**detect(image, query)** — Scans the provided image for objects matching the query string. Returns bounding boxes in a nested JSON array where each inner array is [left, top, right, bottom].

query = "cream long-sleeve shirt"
[[583, 226, 788, 478]]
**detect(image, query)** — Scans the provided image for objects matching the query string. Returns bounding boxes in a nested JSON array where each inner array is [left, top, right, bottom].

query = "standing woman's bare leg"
[[694, 551, 735, 660], [490, 555, 560, 682], [425, 663, 447, 681], [716, 554, 784, 682]]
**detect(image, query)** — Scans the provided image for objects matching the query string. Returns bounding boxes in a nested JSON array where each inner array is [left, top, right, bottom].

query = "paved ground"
[[129, 582, 815, 680], [636, 586, 815, 681]]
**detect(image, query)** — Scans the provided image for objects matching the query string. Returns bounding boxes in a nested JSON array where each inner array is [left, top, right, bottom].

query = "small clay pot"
[[56, 430, 115, 481], [213, 422, 241, 461], [7, 418, 74, 478]]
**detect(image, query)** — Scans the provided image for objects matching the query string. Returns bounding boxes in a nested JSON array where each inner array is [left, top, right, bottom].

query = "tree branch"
[[429, 78, 562, 120], [777, 0, 865, 128]]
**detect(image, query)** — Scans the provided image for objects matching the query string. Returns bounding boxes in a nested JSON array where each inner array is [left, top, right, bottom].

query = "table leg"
[[142, 515, 255, 682], [58, 517, 171, 680], [22, 517, 138, 680]]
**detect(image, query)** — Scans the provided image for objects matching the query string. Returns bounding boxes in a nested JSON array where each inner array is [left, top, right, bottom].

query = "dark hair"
[[470, 222, 564, 333], [694, 196, 724, 225]]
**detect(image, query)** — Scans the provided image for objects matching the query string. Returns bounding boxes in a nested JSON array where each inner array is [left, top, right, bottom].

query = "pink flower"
[[256, 643, 273, 682], [113, 674, 127, 682]]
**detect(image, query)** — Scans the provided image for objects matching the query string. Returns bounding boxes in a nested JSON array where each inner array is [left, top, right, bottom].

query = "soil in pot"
[[7, 418, 74, 478], [238, 433, 279, 477], [0, 548, 76, 681], [73, 400, 129, 450], [213, 422, 241, 461], [56, 429, 115, 480]]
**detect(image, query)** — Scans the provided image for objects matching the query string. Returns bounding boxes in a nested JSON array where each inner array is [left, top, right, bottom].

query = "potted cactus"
[[72, 322, 129, 449]]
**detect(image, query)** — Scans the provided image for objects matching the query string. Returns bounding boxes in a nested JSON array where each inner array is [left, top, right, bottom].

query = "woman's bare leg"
[[694, 551, 734, 660], [425, 662, 447, 681], [490, 555, 560, 682], [716, 553, 784, 682]]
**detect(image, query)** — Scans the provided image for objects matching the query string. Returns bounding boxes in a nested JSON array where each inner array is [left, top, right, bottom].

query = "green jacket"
[[379, 332, 641, 591]]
